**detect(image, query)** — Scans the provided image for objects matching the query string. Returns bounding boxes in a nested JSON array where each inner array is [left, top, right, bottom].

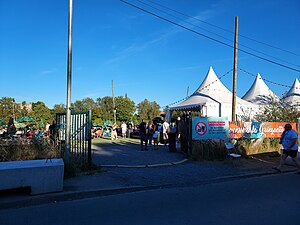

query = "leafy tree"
[[115, 96, 136, 123], [137, 99, 160, 121], [72, 98, 96, 111], [254, 102, 300, 123], [99, 96, 114, 122], [52, 103, 66, 114], [0, 97, 16, 122], [92, 98, 103, 124], [32, 101, 52, 123]]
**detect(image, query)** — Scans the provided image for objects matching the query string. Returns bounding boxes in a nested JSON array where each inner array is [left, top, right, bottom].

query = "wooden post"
[[232, 16, 238, 122], [112, 80, 116, 124]]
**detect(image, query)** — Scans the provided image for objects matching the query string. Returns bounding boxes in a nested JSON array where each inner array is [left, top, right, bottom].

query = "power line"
[[120, 0, 300, 73], [238, 67, 299, 90], [136, 0, 300, 69], [141, 0, 300, 57]]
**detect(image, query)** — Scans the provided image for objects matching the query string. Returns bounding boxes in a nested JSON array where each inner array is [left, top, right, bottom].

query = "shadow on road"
[[91, 137, 186, 166]]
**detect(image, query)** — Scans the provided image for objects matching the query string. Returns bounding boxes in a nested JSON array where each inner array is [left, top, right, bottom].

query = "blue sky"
[[0, 0, 299, 109]]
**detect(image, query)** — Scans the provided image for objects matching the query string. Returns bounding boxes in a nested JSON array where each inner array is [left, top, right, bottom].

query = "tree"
[[115, 96, 136, 123], [99, 96, 114, 122], [72, 98, 97, 113], [0, 97, 16, 122], [32, 101, 52, 123], [137, 99, 161, 121], [254, 101, 300, 123], [53, 103, 66, 114]]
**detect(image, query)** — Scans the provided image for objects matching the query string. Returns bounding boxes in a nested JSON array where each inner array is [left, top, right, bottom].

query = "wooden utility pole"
[[186, 86, 189, 98], [232, 16, 238, 122], [112, 80, 116, 124]]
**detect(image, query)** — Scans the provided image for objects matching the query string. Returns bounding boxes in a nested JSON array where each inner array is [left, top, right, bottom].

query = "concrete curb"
[[2, 169, 296, 210], [100, 158, 189, 168]]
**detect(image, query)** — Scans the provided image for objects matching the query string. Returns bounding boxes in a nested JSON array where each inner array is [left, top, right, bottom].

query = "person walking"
[[139, 119, 148, 150], [162, 119, 169, 146], [111, 123, 118, 141], [273, 123, 300, 174]]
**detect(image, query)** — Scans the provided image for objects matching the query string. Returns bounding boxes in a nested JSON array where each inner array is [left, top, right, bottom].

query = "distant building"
[[17, 102, 32, 112]]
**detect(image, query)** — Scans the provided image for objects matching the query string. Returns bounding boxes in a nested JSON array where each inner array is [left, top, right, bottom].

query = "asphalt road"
[[1, 173, 299, 225]]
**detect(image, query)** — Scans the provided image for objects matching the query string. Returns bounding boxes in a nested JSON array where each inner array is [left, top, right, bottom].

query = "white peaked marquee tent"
[[282, 78, 300, 106], [169, 67, 258, 121], [242, 73, 279, 105]]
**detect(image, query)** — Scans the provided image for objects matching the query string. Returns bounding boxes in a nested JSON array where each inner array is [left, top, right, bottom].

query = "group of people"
[[139, 118, 179, 152]]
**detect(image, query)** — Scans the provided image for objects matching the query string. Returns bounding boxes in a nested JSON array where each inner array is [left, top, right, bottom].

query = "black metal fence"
[[179, 113, 192, 156]]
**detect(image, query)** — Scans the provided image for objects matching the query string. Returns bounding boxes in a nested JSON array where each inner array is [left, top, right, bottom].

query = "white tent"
[[242, 73, 279, 104], [170, 67, 258, 121], [282, 78, 300, 106]]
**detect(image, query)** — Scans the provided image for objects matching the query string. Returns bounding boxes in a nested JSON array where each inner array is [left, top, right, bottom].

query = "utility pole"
[[232, 16, 238, 122], [112, 80, 116, 124], [65, 0, 73, 162], [186, 86, 189, 98]]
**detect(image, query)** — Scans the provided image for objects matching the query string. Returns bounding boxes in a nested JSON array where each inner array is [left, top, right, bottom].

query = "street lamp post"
[[65, 0, 73, 162]]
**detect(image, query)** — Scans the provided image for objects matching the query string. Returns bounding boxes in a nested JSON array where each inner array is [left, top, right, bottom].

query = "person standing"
[[152, 124, 159, 150], [121, 121, 127, 139], [274, 123, 300, 173], [139, 119, 147, 150], [111, 123, 118, 140], [168, 119, 177, 152], [162, 119, 169, 146], [147, 120, 154, 146]]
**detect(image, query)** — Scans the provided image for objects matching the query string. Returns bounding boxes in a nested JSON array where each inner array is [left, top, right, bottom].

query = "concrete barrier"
[[0, 158, 64, 195]]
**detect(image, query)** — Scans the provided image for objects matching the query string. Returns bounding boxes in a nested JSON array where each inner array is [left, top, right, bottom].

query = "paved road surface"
[[1, 173, 299, 225]]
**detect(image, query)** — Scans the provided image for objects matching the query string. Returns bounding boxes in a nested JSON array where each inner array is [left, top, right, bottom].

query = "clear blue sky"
[[0, 0, 299, 109]]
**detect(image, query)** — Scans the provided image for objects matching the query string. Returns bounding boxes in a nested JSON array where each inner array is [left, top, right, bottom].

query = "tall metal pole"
[[232, 16, 238, 122], [112, 80, 116, 124], [65, 0, 73, 162]]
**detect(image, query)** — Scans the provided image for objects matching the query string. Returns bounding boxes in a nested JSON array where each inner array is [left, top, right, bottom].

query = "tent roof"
[[170, 67, 254, 111], [242, 73, 279, 104], [282, 78, 300, 105]]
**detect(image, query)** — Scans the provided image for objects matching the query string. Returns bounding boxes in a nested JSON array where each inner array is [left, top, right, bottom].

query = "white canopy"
[[282, 78, 300, 106], [170, 67, 257, 121], [242, 73, 279, 104]]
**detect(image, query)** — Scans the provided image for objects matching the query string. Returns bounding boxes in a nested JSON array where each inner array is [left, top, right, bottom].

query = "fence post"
[[188, 112, 193, 156], [297, 118, 300, 145], [88, 110, 92, 166]]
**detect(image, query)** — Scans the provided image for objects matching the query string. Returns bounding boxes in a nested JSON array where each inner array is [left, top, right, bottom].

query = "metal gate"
[[56, 110, 92, 165], [179, 112, 192, 156]]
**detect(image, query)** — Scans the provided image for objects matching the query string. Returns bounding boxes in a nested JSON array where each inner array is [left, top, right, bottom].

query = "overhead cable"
[[120, 0, 300, 73], [141, 0, 300, 57]]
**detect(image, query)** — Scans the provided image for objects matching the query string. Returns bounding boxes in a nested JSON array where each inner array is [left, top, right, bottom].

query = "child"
[[153, 124, 159, 150]]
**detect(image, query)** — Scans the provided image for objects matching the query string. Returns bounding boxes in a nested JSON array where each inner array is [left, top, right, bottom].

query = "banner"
[[229, 122, 296, 139], [192, 117, 229, 140]]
